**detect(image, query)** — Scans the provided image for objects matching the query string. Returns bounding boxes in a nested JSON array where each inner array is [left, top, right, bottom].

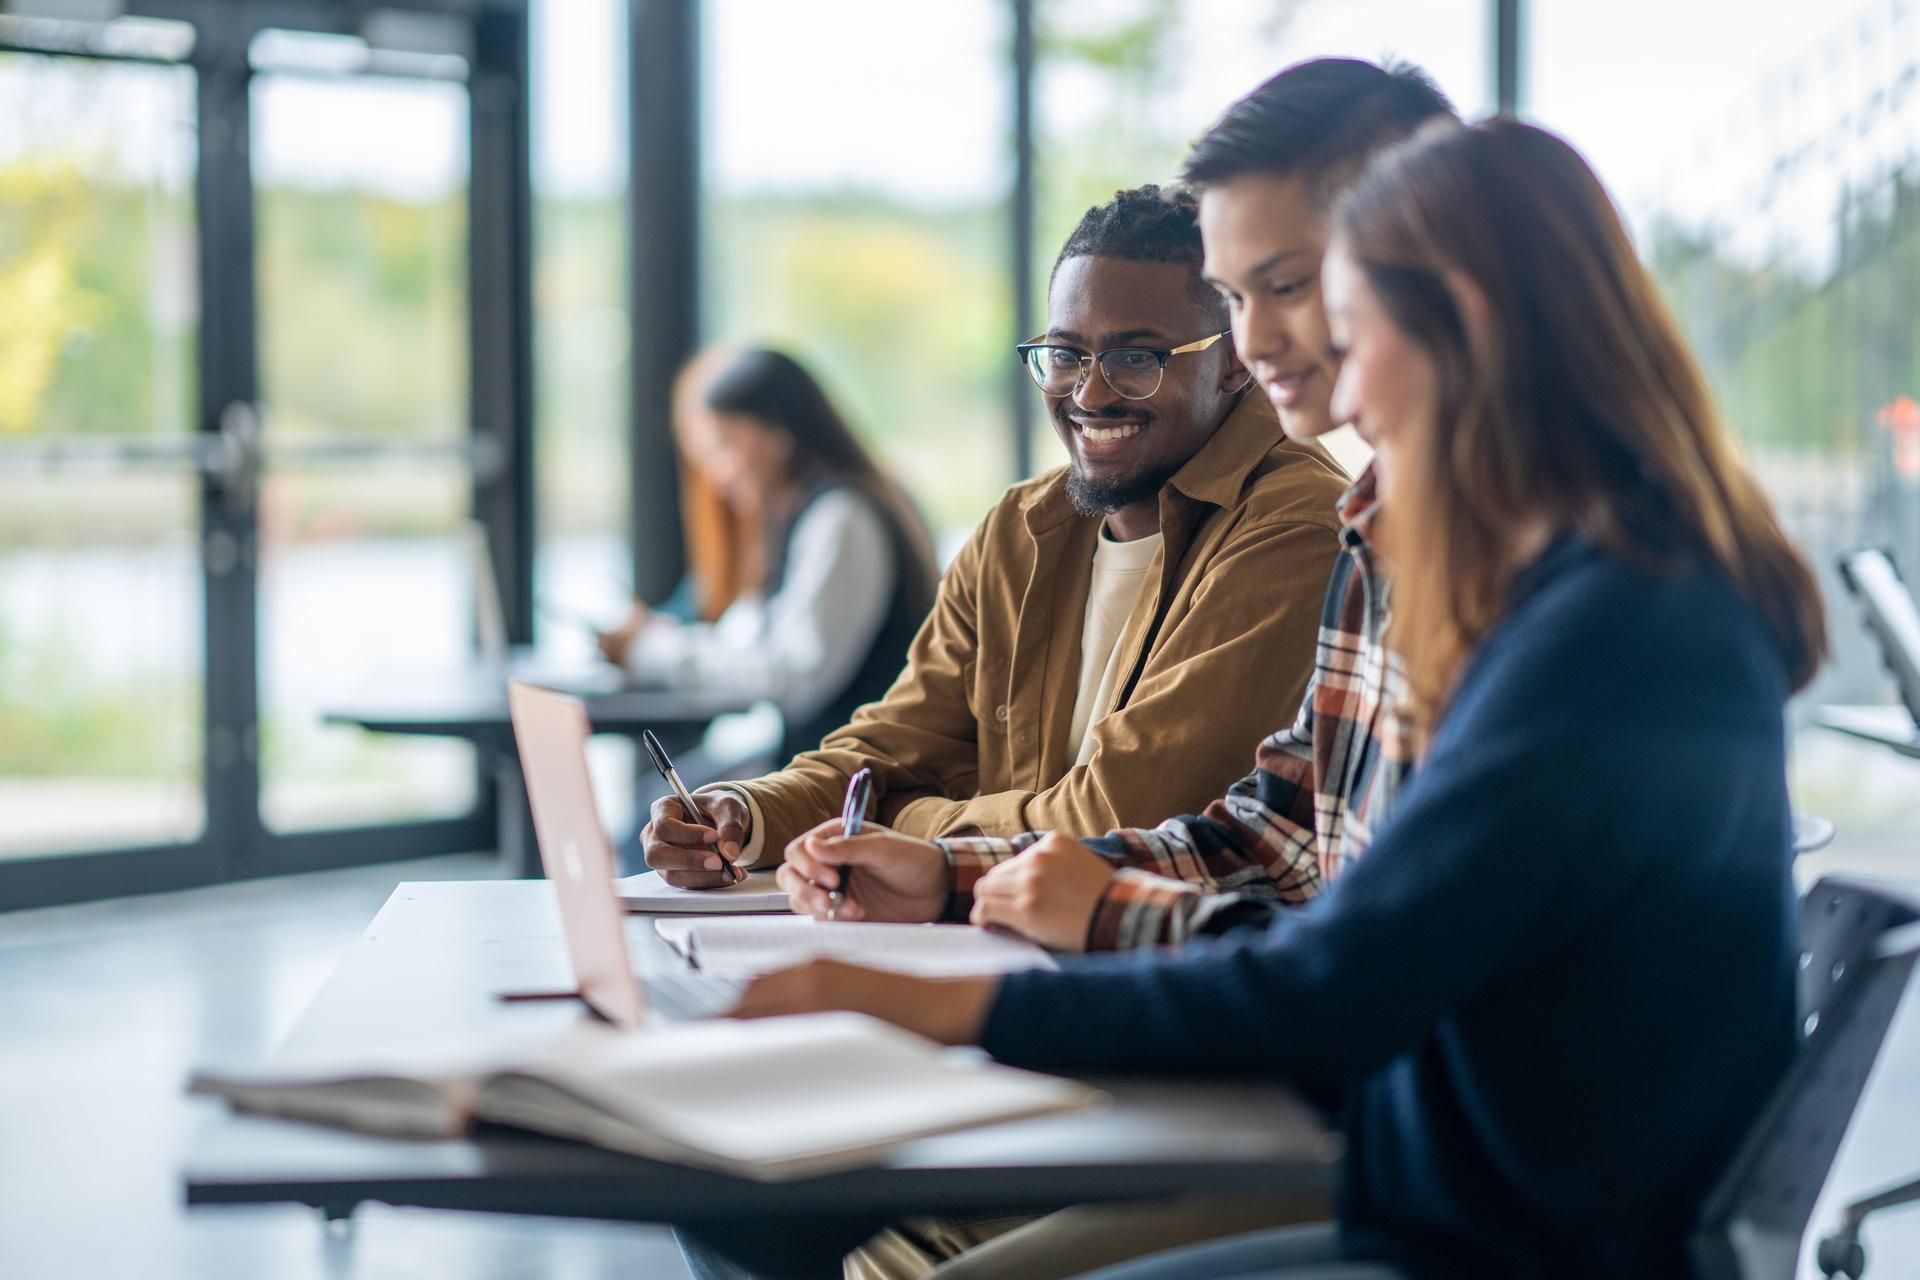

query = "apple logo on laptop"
[[562, 838, 584, 882]]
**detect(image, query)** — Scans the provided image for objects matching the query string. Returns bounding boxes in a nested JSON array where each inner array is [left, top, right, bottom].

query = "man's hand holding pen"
[[639, 729, 749, 889], [828, 768, 873, 920], [777, 819, 951, 924], [640, 790, 752, 888]]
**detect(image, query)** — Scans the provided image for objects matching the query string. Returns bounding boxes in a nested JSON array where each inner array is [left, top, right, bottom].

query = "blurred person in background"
[[598, 346, 940, 763]]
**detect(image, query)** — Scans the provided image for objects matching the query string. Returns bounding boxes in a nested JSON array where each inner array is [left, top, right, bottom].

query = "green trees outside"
[[1650, 177, 1920, 462], [8, 7, 1919, 812], [0, 163, 193, 447], [255, 187, 466, 444], [705, 195, 1009, 534]]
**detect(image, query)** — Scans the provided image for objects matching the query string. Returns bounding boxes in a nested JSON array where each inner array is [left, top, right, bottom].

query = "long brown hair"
[[674, 346, 939, 622], [1333, 118, 1827, 734], [672, 348, 756, 621], [700, 348, 938, 616]]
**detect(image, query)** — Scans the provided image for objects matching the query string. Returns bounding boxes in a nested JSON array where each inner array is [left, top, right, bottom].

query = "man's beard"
[[1065, 459, 1182, 518]]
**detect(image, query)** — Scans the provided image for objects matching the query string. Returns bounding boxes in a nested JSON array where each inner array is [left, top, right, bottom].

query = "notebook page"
[[616, 869, 790, 914], [652, 917, 1056, 977]]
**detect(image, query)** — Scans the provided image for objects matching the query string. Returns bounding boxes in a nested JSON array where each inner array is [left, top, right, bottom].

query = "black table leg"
[[492, 747, 539, 878]]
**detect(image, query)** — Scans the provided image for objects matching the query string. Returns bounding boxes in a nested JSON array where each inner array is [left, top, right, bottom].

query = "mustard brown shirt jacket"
[[720, 389, 1349, 864]]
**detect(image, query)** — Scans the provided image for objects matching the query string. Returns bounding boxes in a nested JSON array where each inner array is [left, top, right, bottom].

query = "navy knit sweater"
[[981, 534, 1799, 1279]]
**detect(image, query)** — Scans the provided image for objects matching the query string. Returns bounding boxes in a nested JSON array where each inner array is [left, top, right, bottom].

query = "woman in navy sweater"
[[731, 119, 1830, 1279]]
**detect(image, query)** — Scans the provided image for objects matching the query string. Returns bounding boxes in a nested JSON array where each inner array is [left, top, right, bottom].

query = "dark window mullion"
[[626, 0, 698, 606], [192, 16, 265, 883], [471, 7, 536, 647], [1009, 0, 1036, 482]]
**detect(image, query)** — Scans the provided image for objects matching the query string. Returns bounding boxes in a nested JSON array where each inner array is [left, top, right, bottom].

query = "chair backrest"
[[1691, 878, 1920, 1280], [1836, 546, 1920, 725]]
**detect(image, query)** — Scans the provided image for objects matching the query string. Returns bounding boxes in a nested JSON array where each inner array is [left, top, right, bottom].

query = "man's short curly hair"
[[1049, 183, 1225, 324]]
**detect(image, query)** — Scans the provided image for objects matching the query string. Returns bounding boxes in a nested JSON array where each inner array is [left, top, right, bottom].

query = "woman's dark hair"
[[1331, 118, 1827, 731], [705, 349, 880, 487], [701, 347, 938, 609]]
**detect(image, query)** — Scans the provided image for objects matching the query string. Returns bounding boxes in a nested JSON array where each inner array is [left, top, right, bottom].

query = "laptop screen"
[[506, 680, 648, 1029]]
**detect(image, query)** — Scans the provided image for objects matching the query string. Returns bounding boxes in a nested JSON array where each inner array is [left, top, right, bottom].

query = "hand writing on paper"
[[777, 819, 951, 924], [641, 790, 750, 888], [969, 833, 1115, 952]]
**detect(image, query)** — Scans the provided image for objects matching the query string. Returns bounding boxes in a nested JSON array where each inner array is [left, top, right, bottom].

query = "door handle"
[[207, 400, 262, 516]]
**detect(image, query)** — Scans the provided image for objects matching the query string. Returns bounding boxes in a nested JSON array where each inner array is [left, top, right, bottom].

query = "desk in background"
[[183, 881, 1340, 1241], [327, 667, 758, 874], [1817, 704, 1920, 762]]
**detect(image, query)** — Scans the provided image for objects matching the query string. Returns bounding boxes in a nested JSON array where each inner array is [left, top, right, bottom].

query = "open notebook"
[[190, 1012, 1099, 1181], [654, 917, 1058, 978]]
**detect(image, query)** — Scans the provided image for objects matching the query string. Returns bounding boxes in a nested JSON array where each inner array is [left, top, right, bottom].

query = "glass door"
[[0, 4, 526, 908], [248, 33, 483, 838], [0, 22, 212, 902]]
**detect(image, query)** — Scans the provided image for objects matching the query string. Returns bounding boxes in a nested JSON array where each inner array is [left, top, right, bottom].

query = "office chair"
[[1836, 546, 1920, 727], [1691, 878, 1920, 1280]]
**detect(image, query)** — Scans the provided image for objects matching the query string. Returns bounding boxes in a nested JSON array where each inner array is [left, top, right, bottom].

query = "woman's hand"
[[777, 819, 952, 923], [969, 833, 1116, 952], [594, 600, 651, 664], [727, 958, 999, 1046]]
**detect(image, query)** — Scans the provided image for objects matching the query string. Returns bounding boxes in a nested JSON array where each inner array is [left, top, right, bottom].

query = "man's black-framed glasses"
[[1016, 329, 1233, 401]]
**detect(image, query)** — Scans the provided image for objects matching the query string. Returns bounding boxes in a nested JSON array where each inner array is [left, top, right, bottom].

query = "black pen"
[[830, 768, 873, 921], [641, 729, 741, 884]]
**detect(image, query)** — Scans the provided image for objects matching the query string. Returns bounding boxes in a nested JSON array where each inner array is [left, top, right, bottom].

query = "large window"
[[251, 42, 479, 832], [531, 0, 629, 640], [1035, 0, 1490, 250], [0, 4, 523, 909], [702, 0, 1013, 550], [700, 1, 1493, 538], [1529, 0, 1920, 853], [0, 44, 203, 859], [531, 0, 638, 833], [1032, 0, 1492, 473]]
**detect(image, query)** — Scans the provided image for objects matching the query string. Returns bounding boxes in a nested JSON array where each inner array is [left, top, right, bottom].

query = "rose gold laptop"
[[506, 680, 739, 1028]]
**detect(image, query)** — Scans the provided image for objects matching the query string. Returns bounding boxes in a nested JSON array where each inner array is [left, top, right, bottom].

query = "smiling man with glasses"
[[642, 183, 1348, 907], [1018, 323, 1239, 536]]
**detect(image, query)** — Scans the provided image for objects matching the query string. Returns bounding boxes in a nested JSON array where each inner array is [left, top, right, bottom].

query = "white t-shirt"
[[1066, 529, 1162, 768]]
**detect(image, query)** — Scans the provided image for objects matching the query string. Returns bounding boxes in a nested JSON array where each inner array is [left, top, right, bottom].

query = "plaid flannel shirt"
[[940, 466, 1415, 949]]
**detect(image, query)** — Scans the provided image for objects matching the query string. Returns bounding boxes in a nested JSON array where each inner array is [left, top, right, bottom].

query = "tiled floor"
[[1, 847, 1916, 1280]]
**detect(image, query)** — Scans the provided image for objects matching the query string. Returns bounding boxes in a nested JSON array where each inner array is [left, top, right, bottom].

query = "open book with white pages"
[[189, 1012, 1100, 1181], [652, 916, 1060, 979]]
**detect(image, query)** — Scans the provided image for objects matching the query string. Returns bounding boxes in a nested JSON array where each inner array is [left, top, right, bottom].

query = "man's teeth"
[[1081, 422, 1144, 443]]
